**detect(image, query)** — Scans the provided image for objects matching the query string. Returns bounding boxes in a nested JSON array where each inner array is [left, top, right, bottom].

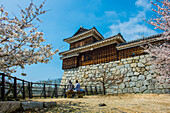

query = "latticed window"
[[78, 43, 117, 66], [62, 57, 78, 69]]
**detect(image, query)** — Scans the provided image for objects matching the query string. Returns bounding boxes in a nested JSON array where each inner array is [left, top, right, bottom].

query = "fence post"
[[1, 74, 5, 101], [22, 80, 25, 99], [64, 85, 66, 98], [90, 85, 94, 95], [14, 77, 17, 99], [28, 82, 32, 98], [85, 85, 88, 95], [99, 86, 102, 94], [95, 86, 98, 95], [31, 82, 33, 98], [43, 83, 46, 98], [55, 84, 58, 98]]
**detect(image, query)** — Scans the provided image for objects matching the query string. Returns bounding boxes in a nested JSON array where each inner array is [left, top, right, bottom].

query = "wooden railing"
[[0, 73, 103, 101]]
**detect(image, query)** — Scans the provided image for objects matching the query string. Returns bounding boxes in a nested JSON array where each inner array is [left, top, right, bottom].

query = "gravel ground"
[[31, 94, 170, 113]]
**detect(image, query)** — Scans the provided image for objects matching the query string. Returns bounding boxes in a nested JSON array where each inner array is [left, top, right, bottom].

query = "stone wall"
[[61, 55, 170, 94]]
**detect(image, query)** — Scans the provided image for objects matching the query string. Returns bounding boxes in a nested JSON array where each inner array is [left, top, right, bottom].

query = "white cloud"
[[105, 0, 157, 41], [105, 11, 118, 17], [135, 0, 151, 10]]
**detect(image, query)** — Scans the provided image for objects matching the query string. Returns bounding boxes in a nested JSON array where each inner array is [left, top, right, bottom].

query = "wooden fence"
[[0, 73, 103, 101]]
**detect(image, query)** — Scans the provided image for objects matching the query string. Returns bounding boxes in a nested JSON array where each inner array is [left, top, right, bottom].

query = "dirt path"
[[31, 94, 170, 113]]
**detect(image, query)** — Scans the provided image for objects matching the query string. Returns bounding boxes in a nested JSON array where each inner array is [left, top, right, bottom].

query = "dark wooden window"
[[118, 46, 146, 60], [78, 43, 117, 66], [84, 53, 92, 61], [62, 57, 78, 69]]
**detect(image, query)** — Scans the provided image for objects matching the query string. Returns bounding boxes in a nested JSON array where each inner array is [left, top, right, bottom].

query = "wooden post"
[[28, 82, 30, 98], [28, 82, 32, 98], [64, 85, 66, 98], [99, 86, 102, 94], [31, 82, 33, 98], [90, 85, 93, 95], [85, 85, 88, 95], [43, 83, 46, 98], [22, 80, 25, 99], [1, 74, 5, 101], [14, 77, 17, 99], [103, 84, 106, 95], [55, 84, 58, 98], [51, 84, 57, 98], [95, 86, 98, 95]]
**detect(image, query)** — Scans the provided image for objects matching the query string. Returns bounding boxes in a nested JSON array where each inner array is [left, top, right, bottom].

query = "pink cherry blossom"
[[0, 1, 58, 76], [145, 0, 170, 83]]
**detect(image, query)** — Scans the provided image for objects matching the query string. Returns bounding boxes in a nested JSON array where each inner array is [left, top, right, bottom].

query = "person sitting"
[[67, 80, 74, 92], [74, 80, 80, 92], [74, 80, 84, 92]]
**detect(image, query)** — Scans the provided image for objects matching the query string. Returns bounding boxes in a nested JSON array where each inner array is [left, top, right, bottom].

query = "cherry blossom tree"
[[0, 1, 58, 76], [145, 0, 170, 82], [90, 69, 124, 95]]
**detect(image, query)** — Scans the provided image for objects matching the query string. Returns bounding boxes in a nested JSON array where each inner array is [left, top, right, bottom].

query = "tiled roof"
[[117, 33, 162, 47], [72, 27, 89, 36], [63, 27, 90, 41], [59, 33, 122, 55], [63, 27, 104, 43]]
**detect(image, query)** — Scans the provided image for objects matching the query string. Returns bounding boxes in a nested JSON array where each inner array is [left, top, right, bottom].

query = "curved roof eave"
[[63, 27, 104, 43], [59, 33, 123, 56]]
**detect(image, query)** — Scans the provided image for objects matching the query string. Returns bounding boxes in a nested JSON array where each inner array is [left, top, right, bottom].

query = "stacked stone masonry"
[[61, 55, 170, 94]]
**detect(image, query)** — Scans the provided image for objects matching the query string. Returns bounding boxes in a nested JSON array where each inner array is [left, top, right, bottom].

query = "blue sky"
[[1, 0, 161, 82]]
